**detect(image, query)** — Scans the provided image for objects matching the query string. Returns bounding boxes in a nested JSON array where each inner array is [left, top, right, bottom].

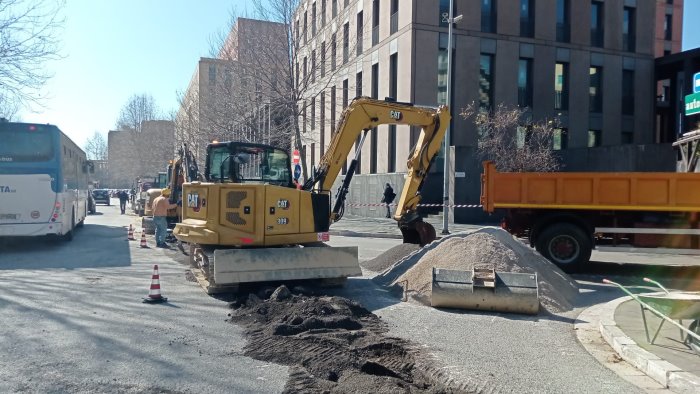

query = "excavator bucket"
[[191, 245, 361, 294], [401, 220, 437, 246], [431, 267, 539, 315]]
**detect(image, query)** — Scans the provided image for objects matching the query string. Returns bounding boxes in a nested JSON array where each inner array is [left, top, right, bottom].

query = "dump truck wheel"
[[535, 223, 591, 272]]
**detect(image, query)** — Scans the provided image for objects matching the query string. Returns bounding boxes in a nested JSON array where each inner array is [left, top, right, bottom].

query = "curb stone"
[[598, 296, 700, 393]]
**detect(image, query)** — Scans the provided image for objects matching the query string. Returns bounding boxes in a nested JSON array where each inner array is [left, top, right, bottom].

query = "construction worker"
[[152, 189, 177, 248]]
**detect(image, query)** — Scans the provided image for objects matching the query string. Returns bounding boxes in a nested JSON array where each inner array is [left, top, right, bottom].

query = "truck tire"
[[535, 223, 591, 272]]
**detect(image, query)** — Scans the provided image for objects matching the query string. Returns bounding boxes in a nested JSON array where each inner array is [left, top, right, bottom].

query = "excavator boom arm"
[[308, 97, 450, 233]]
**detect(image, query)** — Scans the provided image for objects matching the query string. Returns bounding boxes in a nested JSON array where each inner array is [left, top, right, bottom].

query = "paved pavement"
[[330, 214, 700, 392]]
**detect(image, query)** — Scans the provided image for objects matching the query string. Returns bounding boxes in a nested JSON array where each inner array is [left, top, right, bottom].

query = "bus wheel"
[[535, 223, 591, 272], [63, 212, 75, 241]]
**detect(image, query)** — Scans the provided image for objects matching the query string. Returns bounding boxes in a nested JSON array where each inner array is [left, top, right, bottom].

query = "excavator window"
[[205, 142, 293, 187]]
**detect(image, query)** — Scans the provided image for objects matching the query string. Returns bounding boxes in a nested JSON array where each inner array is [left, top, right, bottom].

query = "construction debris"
[[228, 287, 466, 393]]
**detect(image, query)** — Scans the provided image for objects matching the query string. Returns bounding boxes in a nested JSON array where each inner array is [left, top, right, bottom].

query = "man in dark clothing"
[[382, 183, 396, 218], [118, 190, 129, 214]]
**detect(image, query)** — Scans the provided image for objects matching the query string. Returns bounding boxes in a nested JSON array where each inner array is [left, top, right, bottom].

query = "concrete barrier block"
[[668, 371, 700, 393], [645, 359, 681, 387], [619, 344, 659, 372]]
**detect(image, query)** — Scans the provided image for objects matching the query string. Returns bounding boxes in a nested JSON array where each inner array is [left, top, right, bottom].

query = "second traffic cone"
[[140, 230, 148, 248], [127, 224, 135, 240], [143, 264, 167, 303]]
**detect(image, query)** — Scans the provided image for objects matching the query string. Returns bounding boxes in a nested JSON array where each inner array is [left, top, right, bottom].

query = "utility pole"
[[441, 0, 462, 235]]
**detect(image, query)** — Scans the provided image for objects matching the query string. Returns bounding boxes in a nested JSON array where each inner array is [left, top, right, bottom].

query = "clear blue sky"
[[17, 0, 700, 149], [21, 0, 259, 148]]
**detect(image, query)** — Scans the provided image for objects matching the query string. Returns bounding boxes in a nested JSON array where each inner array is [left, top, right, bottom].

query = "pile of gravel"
[[361, 243, 421, 272], [375, 228, 579, 313]]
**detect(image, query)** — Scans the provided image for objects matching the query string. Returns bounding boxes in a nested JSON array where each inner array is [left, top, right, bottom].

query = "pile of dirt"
[[228, 285, 463, 393], [390, 228, 579, 313], [361, 243, 421, 272]]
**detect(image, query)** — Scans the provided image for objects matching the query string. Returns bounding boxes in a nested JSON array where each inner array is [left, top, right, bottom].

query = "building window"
[[357, 11, 364, 55], [343, 22, 349, 64], [331, 34, 337, 71], [622, 70, 634, 115], [303, 101, 307, 135], [311, 143, 315, 167], [311, 50, 316, 83], [331, 87, 337, 169], [554, 62, 569, 111], [622, 131, 634, 144], [390, 0, 399, 34], [295, 19, 299, 42], [516, 126, 531, 149], [664, 14, 673, 41], [479, 54, 494, 110], [589, 66, 602, 113], [356, 71, 363, 97], [295, 62, 299, 88], [388, 53, 398, 173], [320, 92, 326, 156], [304, 11, 308, 44], [321, 43, 326, 77], [520, 0, 534, 38], [342, 79, 348, 108], [344, 0, 349, 7], [332, 0, 337, 18], [553, 128, 568, 150], [208, 64, 216, 84], [312, 2, 317, 35], [303, 56, 308, 81], [437, 37, 448, 105], [556, 0, 570, 43], [623, 7, 635, 52], [370, 63, 379, 174], [588, 129, 601, 147], [311, 97, 316, 130], [322, 0, 326, 27], [518, 58, 533, 108], [481, 0, 496, 34], [591, 1, 604, 47], [372, 0, 380, 46]]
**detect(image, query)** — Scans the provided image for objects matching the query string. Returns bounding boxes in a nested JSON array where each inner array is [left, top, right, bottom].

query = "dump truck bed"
[[480, 161, 700, 214]]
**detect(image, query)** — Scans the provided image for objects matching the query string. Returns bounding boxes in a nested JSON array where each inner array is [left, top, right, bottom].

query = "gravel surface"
[[393, 229, 579, 313]]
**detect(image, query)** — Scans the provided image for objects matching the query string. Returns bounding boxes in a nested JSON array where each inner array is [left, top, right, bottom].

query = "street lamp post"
[[441, 0, 462, 235]]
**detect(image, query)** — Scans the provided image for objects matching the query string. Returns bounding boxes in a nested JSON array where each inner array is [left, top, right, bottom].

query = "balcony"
[[372, 26, 379, 46], [390, 12, 398, 35]]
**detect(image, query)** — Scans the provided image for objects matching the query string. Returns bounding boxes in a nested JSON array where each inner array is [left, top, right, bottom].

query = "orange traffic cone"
[[143, 264, 167, 303], [127, 224, 135, 240], [140, 230, 148, 248]]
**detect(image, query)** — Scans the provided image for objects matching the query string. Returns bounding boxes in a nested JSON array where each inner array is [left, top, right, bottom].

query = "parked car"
[[92, 189, 111, 206]]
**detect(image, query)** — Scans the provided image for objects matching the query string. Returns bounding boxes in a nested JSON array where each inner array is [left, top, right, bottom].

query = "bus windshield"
[[0, 124, 55, 163], [207, 143, 291, 186]]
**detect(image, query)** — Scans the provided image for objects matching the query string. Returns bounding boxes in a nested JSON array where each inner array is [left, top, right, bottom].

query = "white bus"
[[0, 121, 92, 241]]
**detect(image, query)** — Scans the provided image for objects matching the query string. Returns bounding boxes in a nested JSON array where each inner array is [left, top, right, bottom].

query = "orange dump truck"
[[480, 161, 700, 271]]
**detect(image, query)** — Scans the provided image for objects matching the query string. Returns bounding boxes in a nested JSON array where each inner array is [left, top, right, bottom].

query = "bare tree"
[[115, 93, 159, 132], [462, 103, 562, 172], [84, 131, 107, 160], [0, 0, 64, 116]]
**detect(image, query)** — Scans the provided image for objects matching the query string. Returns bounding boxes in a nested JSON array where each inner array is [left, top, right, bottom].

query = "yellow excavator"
[[173, 97, 450, 293]]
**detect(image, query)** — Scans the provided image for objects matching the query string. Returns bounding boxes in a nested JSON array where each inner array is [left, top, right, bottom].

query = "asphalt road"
[[2, 200, 689, 393], [0, 200, 287, 393]]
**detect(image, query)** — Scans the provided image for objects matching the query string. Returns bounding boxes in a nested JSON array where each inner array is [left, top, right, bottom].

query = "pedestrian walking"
[[118, 190, 129, 214], [152, 189, 177, 248], [382, 183, 396, 218]]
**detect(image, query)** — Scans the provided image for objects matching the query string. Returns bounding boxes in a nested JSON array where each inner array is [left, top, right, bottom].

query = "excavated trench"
[[228, 285, 464, 393]]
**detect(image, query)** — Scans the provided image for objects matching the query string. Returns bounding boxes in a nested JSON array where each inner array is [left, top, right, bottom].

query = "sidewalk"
[[330, 215, 700, 392], [328, 214, 489, 238]]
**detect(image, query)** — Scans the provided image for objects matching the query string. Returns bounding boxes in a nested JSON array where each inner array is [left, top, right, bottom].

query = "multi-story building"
[[655, 0, 683, 57], [108, 120, 175, 188], [176, 18, 289, 166], [294, 0, 679, 223]]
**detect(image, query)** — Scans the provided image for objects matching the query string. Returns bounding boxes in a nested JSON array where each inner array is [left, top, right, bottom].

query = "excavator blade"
[[400, 220, 436, 246], [208, 246, 361, 291]]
